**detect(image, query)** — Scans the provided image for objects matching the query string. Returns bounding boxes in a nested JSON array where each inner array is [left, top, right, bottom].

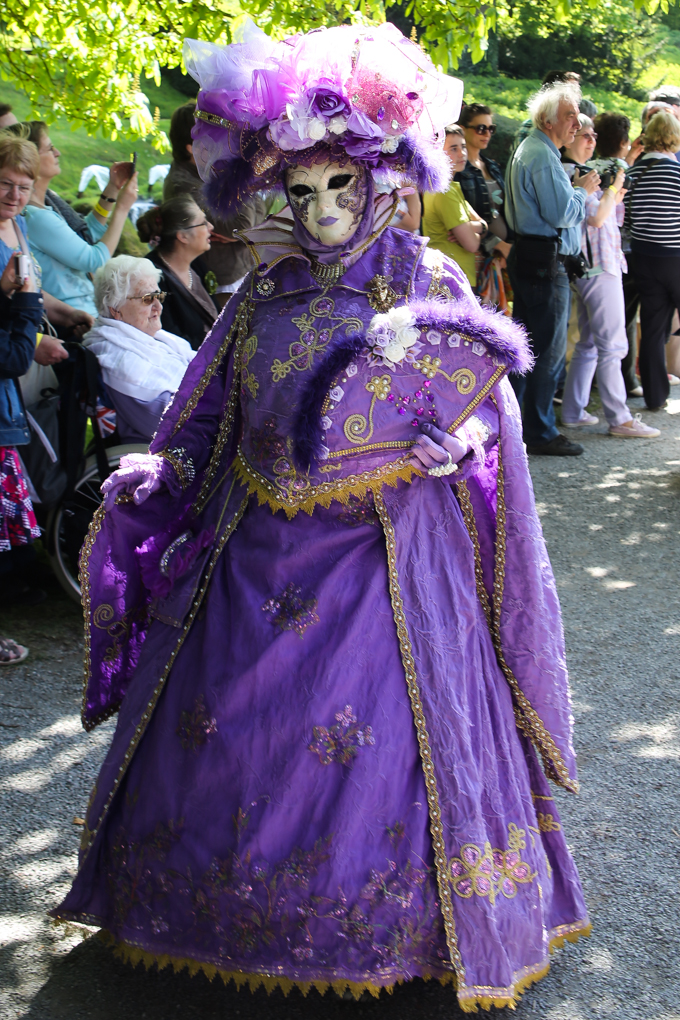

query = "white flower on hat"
[[380, 134, 402, 153], [328, 115, 349, 135], [307, 117, 328, 141]]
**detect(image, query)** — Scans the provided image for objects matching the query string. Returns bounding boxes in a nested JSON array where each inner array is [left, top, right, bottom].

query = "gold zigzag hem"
[[53, 920, 590, 1012], [232, 448, 423, 519]]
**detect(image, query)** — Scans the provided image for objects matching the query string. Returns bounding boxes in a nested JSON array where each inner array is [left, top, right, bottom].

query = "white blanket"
[[82, 318, 195, 402]]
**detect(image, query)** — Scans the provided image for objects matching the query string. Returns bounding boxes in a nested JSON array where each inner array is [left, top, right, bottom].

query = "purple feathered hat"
[[184, 21, 463, 218]]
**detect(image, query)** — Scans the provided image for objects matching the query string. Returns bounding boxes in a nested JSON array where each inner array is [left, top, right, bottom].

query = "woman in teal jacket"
[[20, 122, 138, 316]]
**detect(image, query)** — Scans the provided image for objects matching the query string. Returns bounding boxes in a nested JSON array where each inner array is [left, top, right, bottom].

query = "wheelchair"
[[28, 341, 148, 605]]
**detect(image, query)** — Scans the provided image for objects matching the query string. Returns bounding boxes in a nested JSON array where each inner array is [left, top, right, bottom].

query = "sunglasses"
[[128, 291, 166, 306], [471, 124, 496, 136]]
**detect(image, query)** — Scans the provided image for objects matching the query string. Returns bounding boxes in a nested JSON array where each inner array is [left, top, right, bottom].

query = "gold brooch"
[[367, 274, 399, 313]]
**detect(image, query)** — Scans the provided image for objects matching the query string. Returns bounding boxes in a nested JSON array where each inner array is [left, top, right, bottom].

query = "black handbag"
[[20, 388, 68, 506]]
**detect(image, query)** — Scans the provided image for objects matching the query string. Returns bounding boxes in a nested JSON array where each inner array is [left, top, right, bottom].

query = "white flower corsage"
[[364, 306, 423, 371]]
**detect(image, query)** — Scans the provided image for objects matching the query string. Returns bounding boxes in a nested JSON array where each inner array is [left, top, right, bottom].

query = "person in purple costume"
[[53, 22, 590, 1012]]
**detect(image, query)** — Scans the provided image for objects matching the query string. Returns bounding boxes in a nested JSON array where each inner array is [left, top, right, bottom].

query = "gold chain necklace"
[[309, 259, 346, 285]]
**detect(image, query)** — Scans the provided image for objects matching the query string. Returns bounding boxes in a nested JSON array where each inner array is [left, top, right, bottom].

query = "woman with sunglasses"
[[82, 255, 195, 443], [561, 114, 598, 175], [137, 196, 218, 351], [457, 104, 511, 263]]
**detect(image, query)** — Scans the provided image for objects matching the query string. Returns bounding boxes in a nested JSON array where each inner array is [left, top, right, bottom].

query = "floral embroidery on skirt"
[[0, 447, 40, 553]]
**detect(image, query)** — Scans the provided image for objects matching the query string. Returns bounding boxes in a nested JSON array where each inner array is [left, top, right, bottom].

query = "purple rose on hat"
[[308, 80, 351, 119]]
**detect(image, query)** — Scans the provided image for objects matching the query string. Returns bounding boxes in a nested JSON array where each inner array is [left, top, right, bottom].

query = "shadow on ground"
[[24, 933, 471, 1020]]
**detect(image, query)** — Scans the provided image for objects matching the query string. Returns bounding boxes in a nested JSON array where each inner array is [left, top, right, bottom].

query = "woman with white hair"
[[83, 255, 195, 443]]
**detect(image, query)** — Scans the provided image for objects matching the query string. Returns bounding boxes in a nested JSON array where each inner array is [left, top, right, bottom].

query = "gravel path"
[[1, 394, 679, 1020]]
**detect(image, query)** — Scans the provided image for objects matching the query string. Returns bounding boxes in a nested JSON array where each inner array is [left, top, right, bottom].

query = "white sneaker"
[[628, 386, 644, 398], [608, 414, 660, 438], [563, 412, 599, 427], [668, 374, 680, 385]]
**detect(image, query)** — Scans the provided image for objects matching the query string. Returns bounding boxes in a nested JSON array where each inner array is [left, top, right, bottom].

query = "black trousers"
[[621, 270, 640, 394], [629, 253, 680, 409]]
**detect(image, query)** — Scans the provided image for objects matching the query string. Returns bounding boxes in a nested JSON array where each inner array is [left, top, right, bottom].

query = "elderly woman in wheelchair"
[[83, 255, 196, 443]]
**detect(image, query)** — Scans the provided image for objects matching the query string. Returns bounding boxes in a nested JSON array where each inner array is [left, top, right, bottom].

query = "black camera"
[[586, 158, 622, 191], [599, 165, 615, 190]]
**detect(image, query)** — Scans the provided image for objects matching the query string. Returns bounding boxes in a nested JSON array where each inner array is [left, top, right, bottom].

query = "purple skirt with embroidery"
[[57, 486, 587, 997]]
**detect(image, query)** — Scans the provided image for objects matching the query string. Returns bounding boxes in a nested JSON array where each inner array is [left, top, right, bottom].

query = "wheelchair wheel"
[[46, 444, 148, 604]]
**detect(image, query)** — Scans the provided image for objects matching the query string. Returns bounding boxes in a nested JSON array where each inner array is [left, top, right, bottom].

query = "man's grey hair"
[[93, 255, 162, 317], [649, 86, 680, 105], [641, 100, 672, 127], [527, 82, 582, 130]]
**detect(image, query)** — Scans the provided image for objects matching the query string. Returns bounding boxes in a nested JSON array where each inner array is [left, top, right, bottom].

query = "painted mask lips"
[[317, 216, 339, 226]]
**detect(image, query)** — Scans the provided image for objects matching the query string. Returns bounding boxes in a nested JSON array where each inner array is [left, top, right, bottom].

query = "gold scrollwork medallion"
[[367, 274, 399, 313]]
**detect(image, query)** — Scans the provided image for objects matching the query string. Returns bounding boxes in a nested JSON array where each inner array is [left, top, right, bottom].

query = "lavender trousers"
[[562, 271, 631, 427]]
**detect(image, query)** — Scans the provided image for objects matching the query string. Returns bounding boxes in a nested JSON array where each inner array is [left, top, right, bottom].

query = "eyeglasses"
[[128, 291, 166, 305], [182, 220, 209, 230], [0, 180, 32, 196], [471, 124, 496, 136], [579, 132, 598, 142]]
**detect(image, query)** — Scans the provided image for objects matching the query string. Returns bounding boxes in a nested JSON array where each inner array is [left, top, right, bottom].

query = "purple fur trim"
[[397, 132, 452, 193], [202, 158, 266, 221], [409, 298, 534, 375], [292, 331, 365, 470]]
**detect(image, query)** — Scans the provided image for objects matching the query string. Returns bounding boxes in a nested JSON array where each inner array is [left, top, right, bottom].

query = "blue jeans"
[[508, 254, 571, 445]]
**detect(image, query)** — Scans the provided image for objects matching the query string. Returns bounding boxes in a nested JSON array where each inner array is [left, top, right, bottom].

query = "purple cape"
[[55, 226, 589, 1011]]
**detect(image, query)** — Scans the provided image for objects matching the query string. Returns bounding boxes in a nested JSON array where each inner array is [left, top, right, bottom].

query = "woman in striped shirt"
[[626, 110, 680, 410]]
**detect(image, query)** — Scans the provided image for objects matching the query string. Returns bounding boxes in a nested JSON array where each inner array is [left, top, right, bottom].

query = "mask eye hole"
[[289, 184, 314, 198], [328, 174, 354, 190]]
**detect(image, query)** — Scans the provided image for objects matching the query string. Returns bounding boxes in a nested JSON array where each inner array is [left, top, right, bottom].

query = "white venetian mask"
[[285, 160, 368, 246]]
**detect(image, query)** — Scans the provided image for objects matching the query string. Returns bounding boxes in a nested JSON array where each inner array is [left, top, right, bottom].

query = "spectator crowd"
[[1, 75, 679, 661]]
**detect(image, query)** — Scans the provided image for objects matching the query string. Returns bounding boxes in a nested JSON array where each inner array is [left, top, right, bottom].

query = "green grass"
[[459, 74, 647, 126]]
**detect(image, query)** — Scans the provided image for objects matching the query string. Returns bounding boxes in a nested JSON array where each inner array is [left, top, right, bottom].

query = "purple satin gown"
[[54, 227, 589, 1012]]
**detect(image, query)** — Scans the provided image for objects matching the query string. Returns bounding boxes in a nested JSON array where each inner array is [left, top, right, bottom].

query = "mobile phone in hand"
[[15, 252, 31, 285], [130, 152, 137, 178]]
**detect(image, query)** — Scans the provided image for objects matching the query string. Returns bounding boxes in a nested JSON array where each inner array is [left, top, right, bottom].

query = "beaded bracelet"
[[94, 201, 111, 218], [427, 452, 459, 477]]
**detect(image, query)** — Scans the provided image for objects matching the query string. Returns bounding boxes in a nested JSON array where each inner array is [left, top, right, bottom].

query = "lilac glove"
[[410, 423, 468, 474], [410, 418, 493, 481], [100, 454, 177, 512]]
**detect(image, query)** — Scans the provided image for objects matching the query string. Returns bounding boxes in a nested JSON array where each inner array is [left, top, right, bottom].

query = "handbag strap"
[[11, 217, 31, 257]]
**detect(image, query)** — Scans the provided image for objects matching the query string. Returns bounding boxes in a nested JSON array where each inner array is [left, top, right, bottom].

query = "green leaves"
[[1, 0, 677, 145]]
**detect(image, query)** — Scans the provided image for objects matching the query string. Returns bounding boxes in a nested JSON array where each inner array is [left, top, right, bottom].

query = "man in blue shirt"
[[506, 83, 600, 455]]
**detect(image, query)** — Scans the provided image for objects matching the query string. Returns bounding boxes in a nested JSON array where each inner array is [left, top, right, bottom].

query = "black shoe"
[[526, 434, 584, 456], [553, 388, 564, 405], [645, 401, 668, 411]]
